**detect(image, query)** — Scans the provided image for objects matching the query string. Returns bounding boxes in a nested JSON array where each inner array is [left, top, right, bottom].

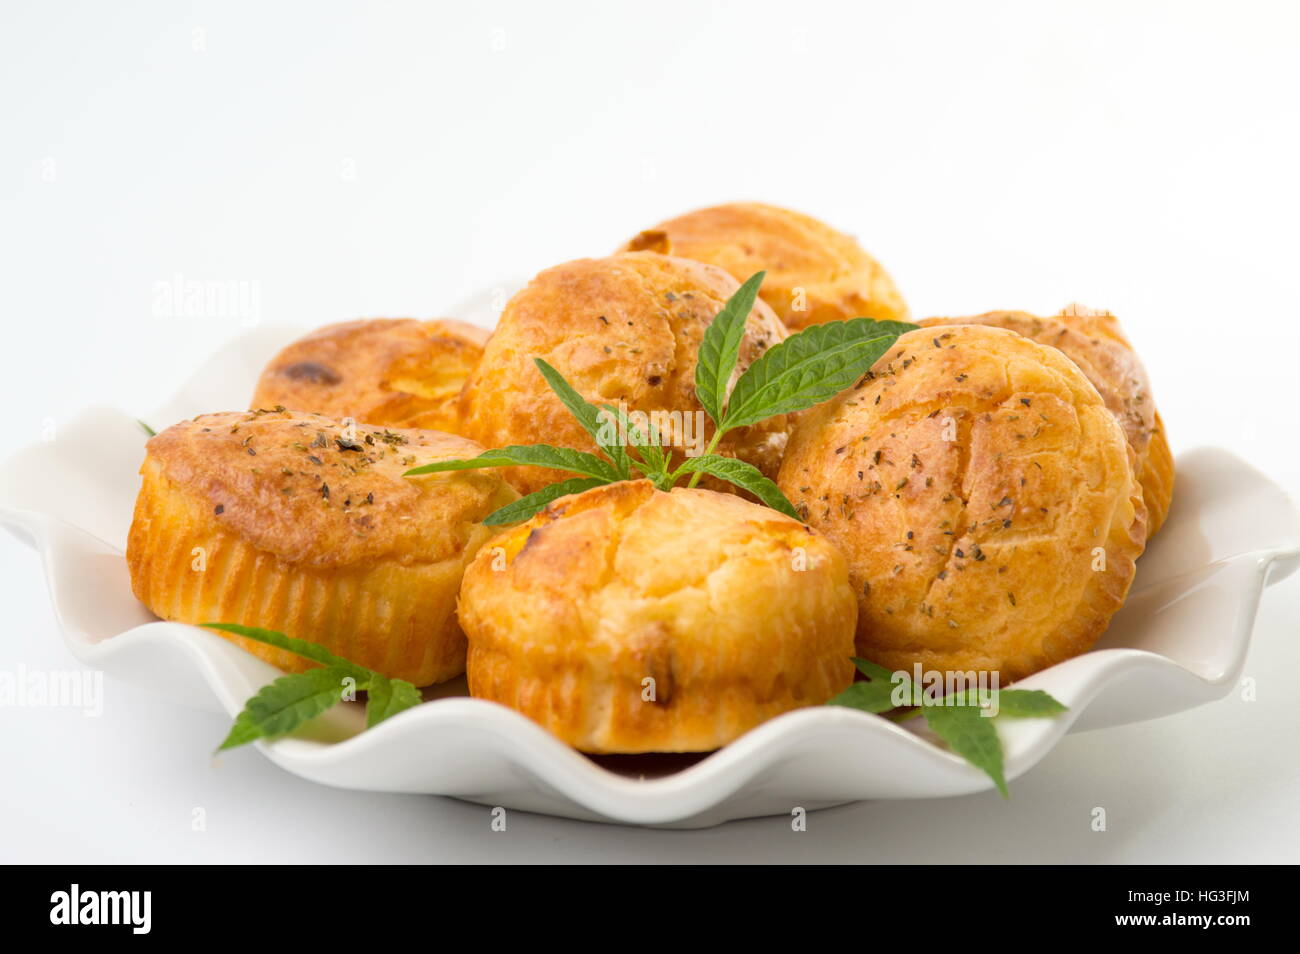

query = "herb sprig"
[[827, 658, 1067, 797], [202, 623, 422, 750], [405, 271, 916, 523]]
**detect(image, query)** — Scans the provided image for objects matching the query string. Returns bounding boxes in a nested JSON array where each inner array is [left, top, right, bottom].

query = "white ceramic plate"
[[3, 322, 1299, 827]]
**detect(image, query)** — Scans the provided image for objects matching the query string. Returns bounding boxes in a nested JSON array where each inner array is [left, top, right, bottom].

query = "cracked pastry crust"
[[620, 202, 909, 332], [457, 252, 790, 495], [458, 480, 857, 753], [127, 409, 517, 685], [252, 318, 490, 432], [777, 325, 1147, 682], [920, 308, 1173, 536]]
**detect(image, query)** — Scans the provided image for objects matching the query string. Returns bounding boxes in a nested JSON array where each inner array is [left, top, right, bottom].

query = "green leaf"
[[201, 623, 369, 679], [829, 657, 920, 712], [218, 666, 358, 750], [828, 662, 1064, 797], [599, 402, 668, 477], [827, 679, 898, 714], [403, 444, 620, 482], [204, 623, 432, 750], [852, 656, 902, 685], [138, 419, 157, 437], [723, 318, 918, 429], [694, 271, 766, 427], [483, 477, 608, 526], [996, 689, 1068, 718], [672, 454, 800, 519], [365, 676, 424, 728], [218, 714, 265, 750], [923, 694, 1009, 797], [534, 359, 629, 478]]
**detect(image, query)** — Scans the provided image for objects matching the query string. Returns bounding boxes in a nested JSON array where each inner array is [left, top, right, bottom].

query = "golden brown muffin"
[[458, 252, 790, 495], [621, 202, 908, 331], [1141, 411, 1174, 536], [777, 325, 1147, 682], [920, 307, 1173, 535], [457, 480, 856, 753], [127, 408, 516, 685], [252, 318, 490, 432]]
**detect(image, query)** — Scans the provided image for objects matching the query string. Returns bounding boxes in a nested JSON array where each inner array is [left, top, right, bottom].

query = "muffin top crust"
[[778, 323, 1146, 679], [141, 408, 513, 568], [458, 251, 790, 492], [920, 309, 1156, 463], [622, 202, 908, 330], [251, 318, 489, 431]]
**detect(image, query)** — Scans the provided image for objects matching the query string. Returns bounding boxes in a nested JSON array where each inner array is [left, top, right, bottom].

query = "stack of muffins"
[[126, 202, 1171, 753]]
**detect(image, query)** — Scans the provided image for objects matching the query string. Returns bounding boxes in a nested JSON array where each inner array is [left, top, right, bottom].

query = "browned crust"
[[1141, 411, 1174, 535], [252, 318, 489, 432], [778, 325, 1146, 682], [457, 252, 790, 494], [920, 308, 1172, 536], [458, 481, 857, 752], [126, 410, 517, 684], [132, 409, 514, 568], [620, 202, 908, 331]]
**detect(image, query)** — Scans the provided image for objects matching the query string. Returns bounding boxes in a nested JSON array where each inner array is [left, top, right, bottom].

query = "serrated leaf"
[[694, 271, 766, 427], [599, 402, 667, 477], [673, 454, 800, 519], [483, 476, 608, 526], [829, 657, 921, 713], [723, 318, 918, 429], [365, 676, 424, 728], [923, 694, 1008, 797], [852, 656, 924, 707], [995, 689, 1068, 718], [201, 623, 370, 679], [218, 666, 358, 750], [403, 444, 620, 482], [534, 359, 629, 478], [218, 714, 264, 750]]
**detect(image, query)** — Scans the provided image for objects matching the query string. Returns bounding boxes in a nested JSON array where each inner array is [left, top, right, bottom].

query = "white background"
[[2, 0, 1298, 862]]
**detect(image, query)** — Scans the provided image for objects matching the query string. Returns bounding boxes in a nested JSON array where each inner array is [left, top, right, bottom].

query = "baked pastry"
[[127, 409, 516, 685], [621, 202, 908, 331], [458, 480, 857, 753], [777, 325, 1147, 682], [458, 252, 790, 495], [921, 307, 1173, 535], [252, 318, 490, 432]]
